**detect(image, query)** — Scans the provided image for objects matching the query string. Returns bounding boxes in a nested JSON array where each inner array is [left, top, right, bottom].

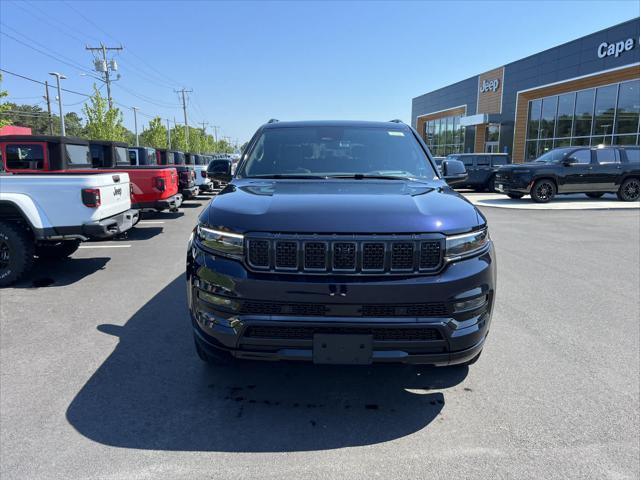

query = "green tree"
[[63, 112, 85, 137], [0, 74, 12, 128], [83, 84, 127, 141], [139, 116, 167, 149]]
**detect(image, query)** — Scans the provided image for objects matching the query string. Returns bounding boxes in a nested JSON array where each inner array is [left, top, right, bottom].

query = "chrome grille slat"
[[246, 234, 443, 275]]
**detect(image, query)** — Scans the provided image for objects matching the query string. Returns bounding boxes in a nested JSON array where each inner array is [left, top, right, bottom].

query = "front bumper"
[[83, 208, 139, 239], [495, 175, 532, 194], [187, 241, 496, 366]]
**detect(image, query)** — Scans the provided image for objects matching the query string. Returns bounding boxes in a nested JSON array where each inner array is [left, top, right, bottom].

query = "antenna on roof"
[[389, 119, 403, 123], [267, 118, 279, 124]]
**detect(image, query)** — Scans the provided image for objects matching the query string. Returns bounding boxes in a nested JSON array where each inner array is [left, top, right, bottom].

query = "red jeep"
[[89, 140, 182, 211], [0, 136, 182, 212]]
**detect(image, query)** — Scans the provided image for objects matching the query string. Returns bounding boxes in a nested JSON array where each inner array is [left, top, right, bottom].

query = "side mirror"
[[441, 159, 468, 185], [207, 159, 232, 182]]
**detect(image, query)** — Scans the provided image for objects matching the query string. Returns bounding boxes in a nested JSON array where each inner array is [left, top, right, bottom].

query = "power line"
[[0, 24, 92, 74], [0, 68, 91, 97], [62, 0, 183, 88]]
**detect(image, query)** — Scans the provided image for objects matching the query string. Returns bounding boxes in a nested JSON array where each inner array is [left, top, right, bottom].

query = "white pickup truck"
[[0, 172, 138, 286]]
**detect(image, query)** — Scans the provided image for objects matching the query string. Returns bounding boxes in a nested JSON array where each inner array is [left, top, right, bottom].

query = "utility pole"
[[85, 43, 123, 109], [48, 72, 66, 136], [175, 88, 192, 151], [201, 121, 208, 135], [212, 125, 220, 142], [166, 118, 171, 149], [132, 107, 139, 147], [43, 81, 53, 135]]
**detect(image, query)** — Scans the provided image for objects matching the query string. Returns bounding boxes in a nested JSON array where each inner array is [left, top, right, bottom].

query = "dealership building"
[[411, 18, 640, 163]]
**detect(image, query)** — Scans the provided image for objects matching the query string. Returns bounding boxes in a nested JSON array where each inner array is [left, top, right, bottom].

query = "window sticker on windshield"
[[388, 131, 405, 136]]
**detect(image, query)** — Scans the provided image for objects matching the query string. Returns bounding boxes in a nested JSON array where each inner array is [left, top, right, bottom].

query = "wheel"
[[617, 178, 640, 202], [0, 221, 34, 287], [585, 192, 604, 199], [507, 193, 524, 199], [530, 179, 556, 203], [194, 335, 234, 365], [35, 240, 80, 259], [485, 176, 497, 193]]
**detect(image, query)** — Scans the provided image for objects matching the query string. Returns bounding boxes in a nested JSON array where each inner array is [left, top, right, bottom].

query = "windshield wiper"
[[248, 174, 328, 179], [326, 174, 418, 181]]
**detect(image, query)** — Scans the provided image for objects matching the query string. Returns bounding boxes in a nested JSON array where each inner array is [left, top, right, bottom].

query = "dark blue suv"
[[187, 120, 496, 366]]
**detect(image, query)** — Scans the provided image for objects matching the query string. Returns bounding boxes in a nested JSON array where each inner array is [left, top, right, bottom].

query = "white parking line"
[[78, 245, 132, 249], [137, 221, 165, 224]]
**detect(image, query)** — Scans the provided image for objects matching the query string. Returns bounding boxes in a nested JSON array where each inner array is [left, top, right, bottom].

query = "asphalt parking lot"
[[1, 195, 638, 480]]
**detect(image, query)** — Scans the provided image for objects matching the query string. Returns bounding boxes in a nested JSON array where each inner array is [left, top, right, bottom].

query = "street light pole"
[[48, 72, 67, 136], [132, 107, 140, 147]]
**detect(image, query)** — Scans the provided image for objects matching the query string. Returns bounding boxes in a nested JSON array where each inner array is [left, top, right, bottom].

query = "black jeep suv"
[[446, 153, 511, 191], [187, 120, 496, 366], [495, 146, 640, 203]]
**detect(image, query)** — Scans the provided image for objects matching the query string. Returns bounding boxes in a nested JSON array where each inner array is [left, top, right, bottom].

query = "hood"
[[203, 179, 483, 234], [499, 161, 552, 171]]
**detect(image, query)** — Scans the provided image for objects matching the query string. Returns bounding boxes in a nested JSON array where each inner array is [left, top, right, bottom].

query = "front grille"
[[333, 242, 356, 270], [275, 241, 297, 269], [244, 325, 442, 341], [246, 234, 443, 274], [248, 240, 269, 267], [236, 300, 448, 317]]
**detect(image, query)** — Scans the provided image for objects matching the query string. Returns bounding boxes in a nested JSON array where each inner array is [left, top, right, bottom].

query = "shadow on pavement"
[[12, 257, 110, 289], [119, 226, 164, 241], [66, 275, 467, 452], [180, 201, 207, 208], [140, 210, 184, 220]]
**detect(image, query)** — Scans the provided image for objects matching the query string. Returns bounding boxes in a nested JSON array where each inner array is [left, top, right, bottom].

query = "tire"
[[530, 179, 556, 203], [507, 193, 524, 199], [585, 192, 604, 199], [0, 221, 35, 287], [485, 176, 497, 193], [194, 335, 234, 366], [617, 178, 640, 202], [35, 240, 80, 259]]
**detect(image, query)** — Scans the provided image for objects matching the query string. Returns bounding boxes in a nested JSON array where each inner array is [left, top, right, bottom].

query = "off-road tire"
[[0, 221, 34, 287]]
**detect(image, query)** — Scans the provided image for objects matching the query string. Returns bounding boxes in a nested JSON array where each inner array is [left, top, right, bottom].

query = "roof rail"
[[389, 119, 403, 123], [267, 118, 279, 124]]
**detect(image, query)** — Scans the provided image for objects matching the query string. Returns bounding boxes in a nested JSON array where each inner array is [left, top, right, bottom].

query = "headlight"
[[196, 224, 244, 258], [445, 228, 489, 261]]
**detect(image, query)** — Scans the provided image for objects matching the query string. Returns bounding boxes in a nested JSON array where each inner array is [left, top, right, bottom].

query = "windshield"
[[65, 144, 91, 167], [114, 147, 129, 165], [174, 152, 185, 165], [534, 148, 573, 163], [239, 126, 437, 179]]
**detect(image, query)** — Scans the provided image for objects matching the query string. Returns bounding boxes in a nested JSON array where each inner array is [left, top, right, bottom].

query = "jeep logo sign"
[[480, 79, 500, 93]]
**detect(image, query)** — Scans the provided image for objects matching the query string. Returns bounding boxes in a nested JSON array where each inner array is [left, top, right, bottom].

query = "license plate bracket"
[[313, 334, 373, 364]]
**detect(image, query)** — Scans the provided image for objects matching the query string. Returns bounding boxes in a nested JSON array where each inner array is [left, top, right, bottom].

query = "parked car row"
[[0, 134, 234, 286], [443, 146, 640, 203]]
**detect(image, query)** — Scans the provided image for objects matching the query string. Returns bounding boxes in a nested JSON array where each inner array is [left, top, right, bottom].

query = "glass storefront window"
[[613, 135, 638, 145], [573, 88, 595, 137], [527, 99, 542, 140], [525, 140, 538, 160], [539, 96, 557, 139], [592, 84, 617, 140], [556, 92, 575, 138], [615, 80, 640, 135], [421, 113, 465, 155]]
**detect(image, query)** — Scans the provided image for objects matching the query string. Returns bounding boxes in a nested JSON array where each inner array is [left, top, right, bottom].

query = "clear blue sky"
[[1, 1, 638, 145]]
